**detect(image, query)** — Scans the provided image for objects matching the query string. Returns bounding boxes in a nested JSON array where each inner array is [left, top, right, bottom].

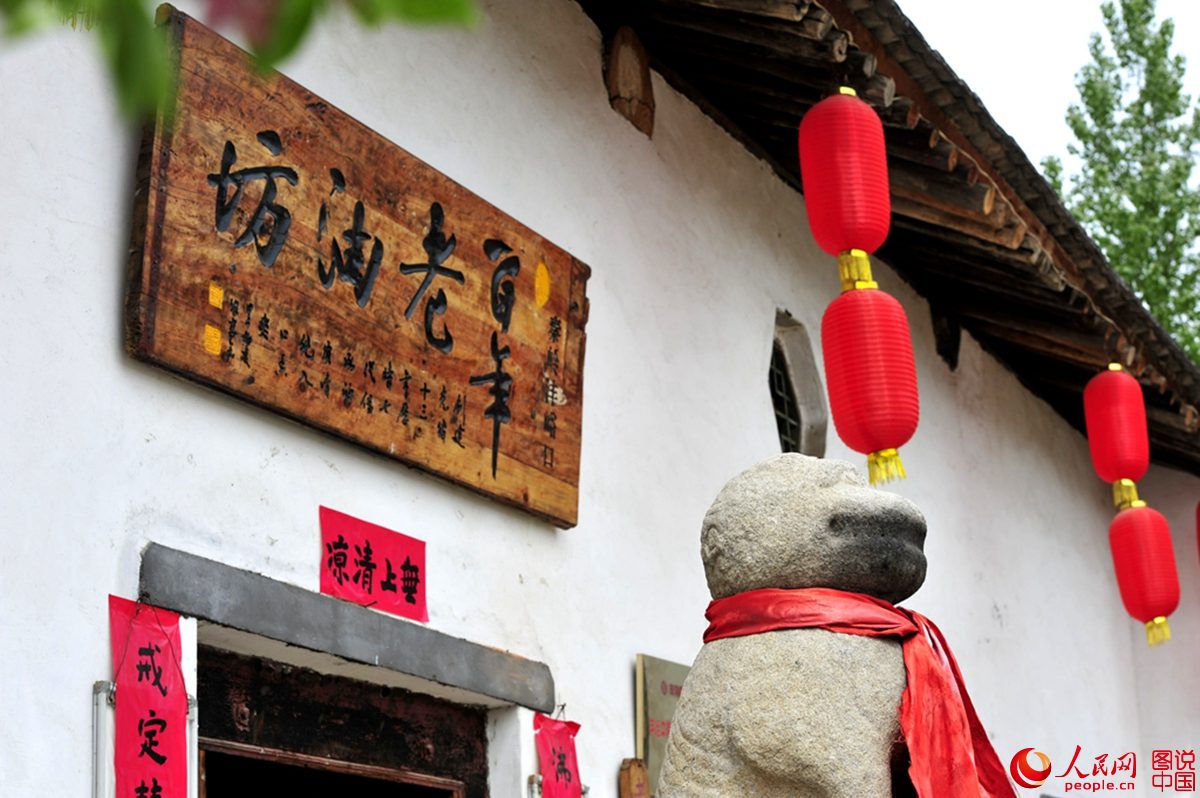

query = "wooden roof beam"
[[886, 127, 958, 171], [649, 38, 848, 96], [889, 157, 995, 218], [891, 198, 1026, 250], [645, 6, 849, 62], [655, 0, 815, 23], [963, 318, 1110, 370], [889, 260, 1090, 316]]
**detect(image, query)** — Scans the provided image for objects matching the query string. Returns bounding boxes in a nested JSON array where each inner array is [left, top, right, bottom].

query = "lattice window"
[[769, 312, 828, 457], [770, 340, 803, 453]]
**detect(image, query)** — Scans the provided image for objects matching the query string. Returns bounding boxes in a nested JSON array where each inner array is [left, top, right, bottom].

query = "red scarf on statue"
[[704, 587, 1015, 798]]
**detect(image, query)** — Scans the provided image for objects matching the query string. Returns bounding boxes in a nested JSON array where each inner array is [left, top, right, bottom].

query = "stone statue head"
[[701, 453, 927, 604]]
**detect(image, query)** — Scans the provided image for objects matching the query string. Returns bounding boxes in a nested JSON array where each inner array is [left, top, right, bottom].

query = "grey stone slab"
[[139, 543, 555, 713]]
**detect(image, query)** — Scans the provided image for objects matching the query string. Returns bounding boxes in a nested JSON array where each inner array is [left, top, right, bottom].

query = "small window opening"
[[770, 341, 803, 453], [769, 311, 828, 457]]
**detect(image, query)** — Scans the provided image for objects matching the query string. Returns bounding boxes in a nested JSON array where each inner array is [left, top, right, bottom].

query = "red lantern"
[[798, 89, 890, 258], [821, 287, 919, 484], [802, 87, 919, 482], [1083, 364, 1148, 490], [1109, 503, 1179, 646]]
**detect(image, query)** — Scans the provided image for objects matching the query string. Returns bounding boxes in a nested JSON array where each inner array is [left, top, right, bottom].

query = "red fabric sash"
[[704, 587, 1015, 798]]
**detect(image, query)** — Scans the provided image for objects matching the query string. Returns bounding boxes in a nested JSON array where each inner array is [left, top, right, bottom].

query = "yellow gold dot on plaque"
[[208, 282, 224, 308], [203, 324, 222, 355], [535, 260, 551, 308]]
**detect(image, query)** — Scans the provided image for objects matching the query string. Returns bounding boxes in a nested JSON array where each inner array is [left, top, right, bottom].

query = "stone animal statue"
[[658, 454, 1013, 798]]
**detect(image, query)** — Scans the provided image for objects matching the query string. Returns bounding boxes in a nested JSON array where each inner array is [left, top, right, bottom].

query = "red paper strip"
[[534, 713, 582, 798], [319, 506, 429, 622], [109, 595, 187, 798]]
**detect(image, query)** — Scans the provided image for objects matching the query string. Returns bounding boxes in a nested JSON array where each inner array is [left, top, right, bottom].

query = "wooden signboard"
[[126, 7, 590, 527]]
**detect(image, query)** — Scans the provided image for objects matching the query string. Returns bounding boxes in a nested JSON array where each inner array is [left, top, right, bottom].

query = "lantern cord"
[[837, 249, 878, 293], [867, 449, 907, 485], [1146, 616, 1171, 647], [1112, 479, 1141, 510]]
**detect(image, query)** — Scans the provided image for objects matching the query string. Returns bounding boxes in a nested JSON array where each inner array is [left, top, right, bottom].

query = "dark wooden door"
[[198, 646, 489, 798], [202, 745, 460, 797]]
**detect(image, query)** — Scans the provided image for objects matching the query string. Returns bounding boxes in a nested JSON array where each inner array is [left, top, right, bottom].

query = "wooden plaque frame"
[[126, 7, 590, 527]]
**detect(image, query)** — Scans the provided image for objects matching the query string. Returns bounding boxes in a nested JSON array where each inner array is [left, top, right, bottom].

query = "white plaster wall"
[[1, 0, 1196, 795], [1135, 463, 1200, 753]]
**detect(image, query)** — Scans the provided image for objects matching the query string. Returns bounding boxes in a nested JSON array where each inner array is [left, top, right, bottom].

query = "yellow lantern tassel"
[[1146, 616, 1171, 647], [1112, 479, 1141, 510], [867, 449, 906, 485], [837, 249, 878, 292]]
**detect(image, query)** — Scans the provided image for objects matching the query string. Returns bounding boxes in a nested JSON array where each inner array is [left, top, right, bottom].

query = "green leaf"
[[1, 0, 479, 119], [348, 0, 479, 27], [252, 0, 323, 70], [2, 0, 58, 34], [1041, 156, 1065, 197], [92, 0, 173, 117]]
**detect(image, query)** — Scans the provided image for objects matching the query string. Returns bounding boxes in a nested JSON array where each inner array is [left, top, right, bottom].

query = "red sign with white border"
[[319, 505, 428, 622]]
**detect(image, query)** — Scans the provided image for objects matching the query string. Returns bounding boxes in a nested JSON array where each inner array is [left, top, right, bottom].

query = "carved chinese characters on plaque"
[[126, 8, 589, 527]]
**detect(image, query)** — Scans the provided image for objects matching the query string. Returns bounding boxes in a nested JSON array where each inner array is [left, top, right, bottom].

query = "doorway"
[[198, 646, 488, 798], [201, 743, 460, 797]]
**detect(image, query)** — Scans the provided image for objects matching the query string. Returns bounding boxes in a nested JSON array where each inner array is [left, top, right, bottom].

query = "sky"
[[892, 0, 1200, 174]]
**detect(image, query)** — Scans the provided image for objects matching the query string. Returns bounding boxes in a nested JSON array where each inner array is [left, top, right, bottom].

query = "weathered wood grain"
[[607, 26, 656, 136], [619, 758, 650, 798], [198, 646, 485, 797], [126, 7, 590, 527]]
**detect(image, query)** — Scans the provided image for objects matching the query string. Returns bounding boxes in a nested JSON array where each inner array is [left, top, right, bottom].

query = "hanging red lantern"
[[800, 86, 918, 483], [1084, 363, 1149, 507], [1109, 503, 1179, 646], [821, 286, 919, 484], [798, 88, 890, 259]]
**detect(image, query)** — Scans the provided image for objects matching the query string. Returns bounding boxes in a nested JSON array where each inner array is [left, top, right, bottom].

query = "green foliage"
[[250, 0, 480, 66], [0, 0, 478, 118], [97, 0, 173, 117], [348, 0, 479, 26], [253, 0, 322, 68], [1042, 0, 1200, 361]]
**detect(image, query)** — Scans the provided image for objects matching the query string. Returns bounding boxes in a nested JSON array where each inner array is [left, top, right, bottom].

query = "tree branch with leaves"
[[0, 0, 478, 117], [1043, 0, 1200, 362]]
